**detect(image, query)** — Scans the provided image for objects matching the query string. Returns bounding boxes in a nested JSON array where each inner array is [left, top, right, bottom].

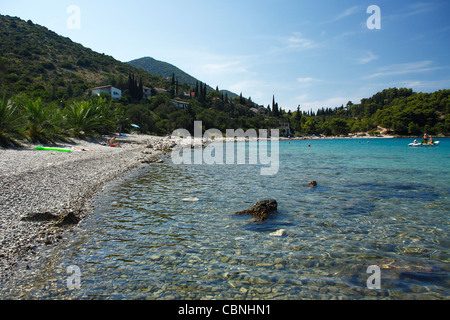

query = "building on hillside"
[[143, 86, 152, 99], [154, 87, 167, 93], [278, 122, 291, 137], [91, 85, 122, 100], [171, 100, 190, 109], [183, 92, 196, 98]]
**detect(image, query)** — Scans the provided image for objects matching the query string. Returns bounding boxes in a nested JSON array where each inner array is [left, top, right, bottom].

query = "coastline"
[[0, 133, 333, 288], [0, 133, 439, 294], [0, 134, 179, 287]]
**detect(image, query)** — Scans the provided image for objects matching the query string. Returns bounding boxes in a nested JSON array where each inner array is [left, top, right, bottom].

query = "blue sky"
[[1, 0, 449, 111]]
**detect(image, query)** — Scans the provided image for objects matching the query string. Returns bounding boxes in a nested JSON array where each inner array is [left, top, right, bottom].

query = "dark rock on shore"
[[234, 199, 278, 222], [21, 210, 81, 227]]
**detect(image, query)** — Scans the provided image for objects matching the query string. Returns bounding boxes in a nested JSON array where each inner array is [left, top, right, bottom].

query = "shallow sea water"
[[5, 138, 450, 299]]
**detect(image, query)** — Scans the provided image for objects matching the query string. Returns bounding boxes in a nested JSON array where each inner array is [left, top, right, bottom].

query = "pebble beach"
[[0, 134, 181, 287]]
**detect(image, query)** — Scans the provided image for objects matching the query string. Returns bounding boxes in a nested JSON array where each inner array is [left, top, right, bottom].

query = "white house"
[[91, 85, 122, 100], [171, 100, 190, 109], [278, 122, 291, 136]]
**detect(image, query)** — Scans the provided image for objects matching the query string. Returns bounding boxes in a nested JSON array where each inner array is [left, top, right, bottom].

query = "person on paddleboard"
[[423, 133, 428, 144]]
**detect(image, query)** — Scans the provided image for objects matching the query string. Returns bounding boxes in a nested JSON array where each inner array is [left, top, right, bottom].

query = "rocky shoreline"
[[0, 134, 182, 288], [0, 132, 406, 287]]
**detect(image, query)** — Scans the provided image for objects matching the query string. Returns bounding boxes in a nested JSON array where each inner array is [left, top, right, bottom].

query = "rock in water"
[[234, 199, 278, 222], [182, 197, 200, 202], [269, 229, 287, 237], [309, 181, 317, 187]]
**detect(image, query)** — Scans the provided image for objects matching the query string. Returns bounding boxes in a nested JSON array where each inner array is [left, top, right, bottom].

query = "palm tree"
[[22, 98, 62, 144], [0, 93, 24, 147], [63, 98, 115, 138]]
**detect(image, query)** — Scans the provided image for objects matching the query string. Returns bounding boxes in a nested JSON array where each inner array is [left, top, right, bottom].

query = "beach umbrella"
[[131, 124, 140, 129]]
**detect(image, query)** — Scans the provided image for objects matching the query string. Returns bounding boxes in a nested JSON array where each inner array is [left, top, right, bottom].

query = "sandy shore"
[[0, 134, 183, 285]]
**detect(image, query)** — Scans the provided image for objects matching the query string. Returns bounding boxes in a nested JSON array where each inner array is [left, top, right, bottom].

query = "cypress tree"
[[138, 77, 143, 100], [296, 106, 302, 122]]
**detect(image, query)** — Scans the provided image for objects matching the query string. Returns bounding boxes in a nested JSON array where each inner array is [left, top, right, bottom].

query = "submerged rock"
[[309, 181, 317, 187], [182, 197, 200, 202], [56, 211, 81, 226], [269, 229, 287, 237], [234, 199, 278, 222]]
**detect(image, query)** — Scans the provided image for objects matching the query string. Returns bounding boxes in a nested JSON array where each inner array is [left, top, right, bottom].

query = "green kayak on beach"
[[34, 146, 72, 153]]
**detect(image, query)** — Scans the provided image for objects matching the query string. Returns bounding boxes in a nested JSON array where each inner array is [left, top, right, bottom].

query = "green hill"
[[128, 56, 239, 99], [0, 14, 166, 100], [128, 57, 200, 89]]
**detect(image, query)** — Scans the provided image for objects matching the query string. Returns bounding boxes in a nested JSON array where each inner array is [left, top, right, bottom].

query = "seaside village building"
[[278, 122, 292, 137], [171, 100, 190, 109], [91, 85, 122, 100], [91, 85, 153, 100]]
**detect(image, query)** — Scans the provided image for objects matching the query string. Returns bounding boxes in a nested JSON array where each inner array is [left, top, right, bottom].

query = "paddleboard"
[[35, 146, 72, 152], [408, 141, 440, 147]]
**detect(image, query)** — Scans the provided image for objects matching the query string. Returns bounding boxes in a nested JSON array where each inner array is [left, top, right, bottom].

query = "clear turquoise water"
[[7, 138, 450, 299]]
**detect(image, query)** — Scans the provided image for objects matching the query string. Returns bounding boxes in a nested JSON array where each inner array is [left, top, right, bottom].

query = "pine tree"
[[239, 92, 244, 104], [272, 95, 279, 116], [296, 106, 302, 122], [138, 77, 143, 100]]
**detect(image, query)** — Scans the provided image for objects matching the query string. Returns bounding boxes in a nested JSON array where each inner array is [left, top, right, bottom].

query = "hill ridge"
[[128, 56, 239, 99]]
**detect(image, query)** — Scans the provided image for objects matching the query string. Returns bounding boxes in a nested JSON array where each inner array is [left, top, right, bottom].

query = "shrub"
[[20, 97, 63, 144], [0, 93, 24, 147], [63, 98, 115, 138]]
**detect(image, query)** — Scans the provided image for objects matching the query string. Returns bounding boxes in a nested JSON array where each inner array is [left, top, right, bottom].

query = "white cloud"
[[322, 6, 360, 24], [364, 60, 438, 79], [286, 34, 318, 50], [357, 51, 378, 64], [335, 6, 360, 21], [383, 2, 436, 24], [269, 32, 321, 53]]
